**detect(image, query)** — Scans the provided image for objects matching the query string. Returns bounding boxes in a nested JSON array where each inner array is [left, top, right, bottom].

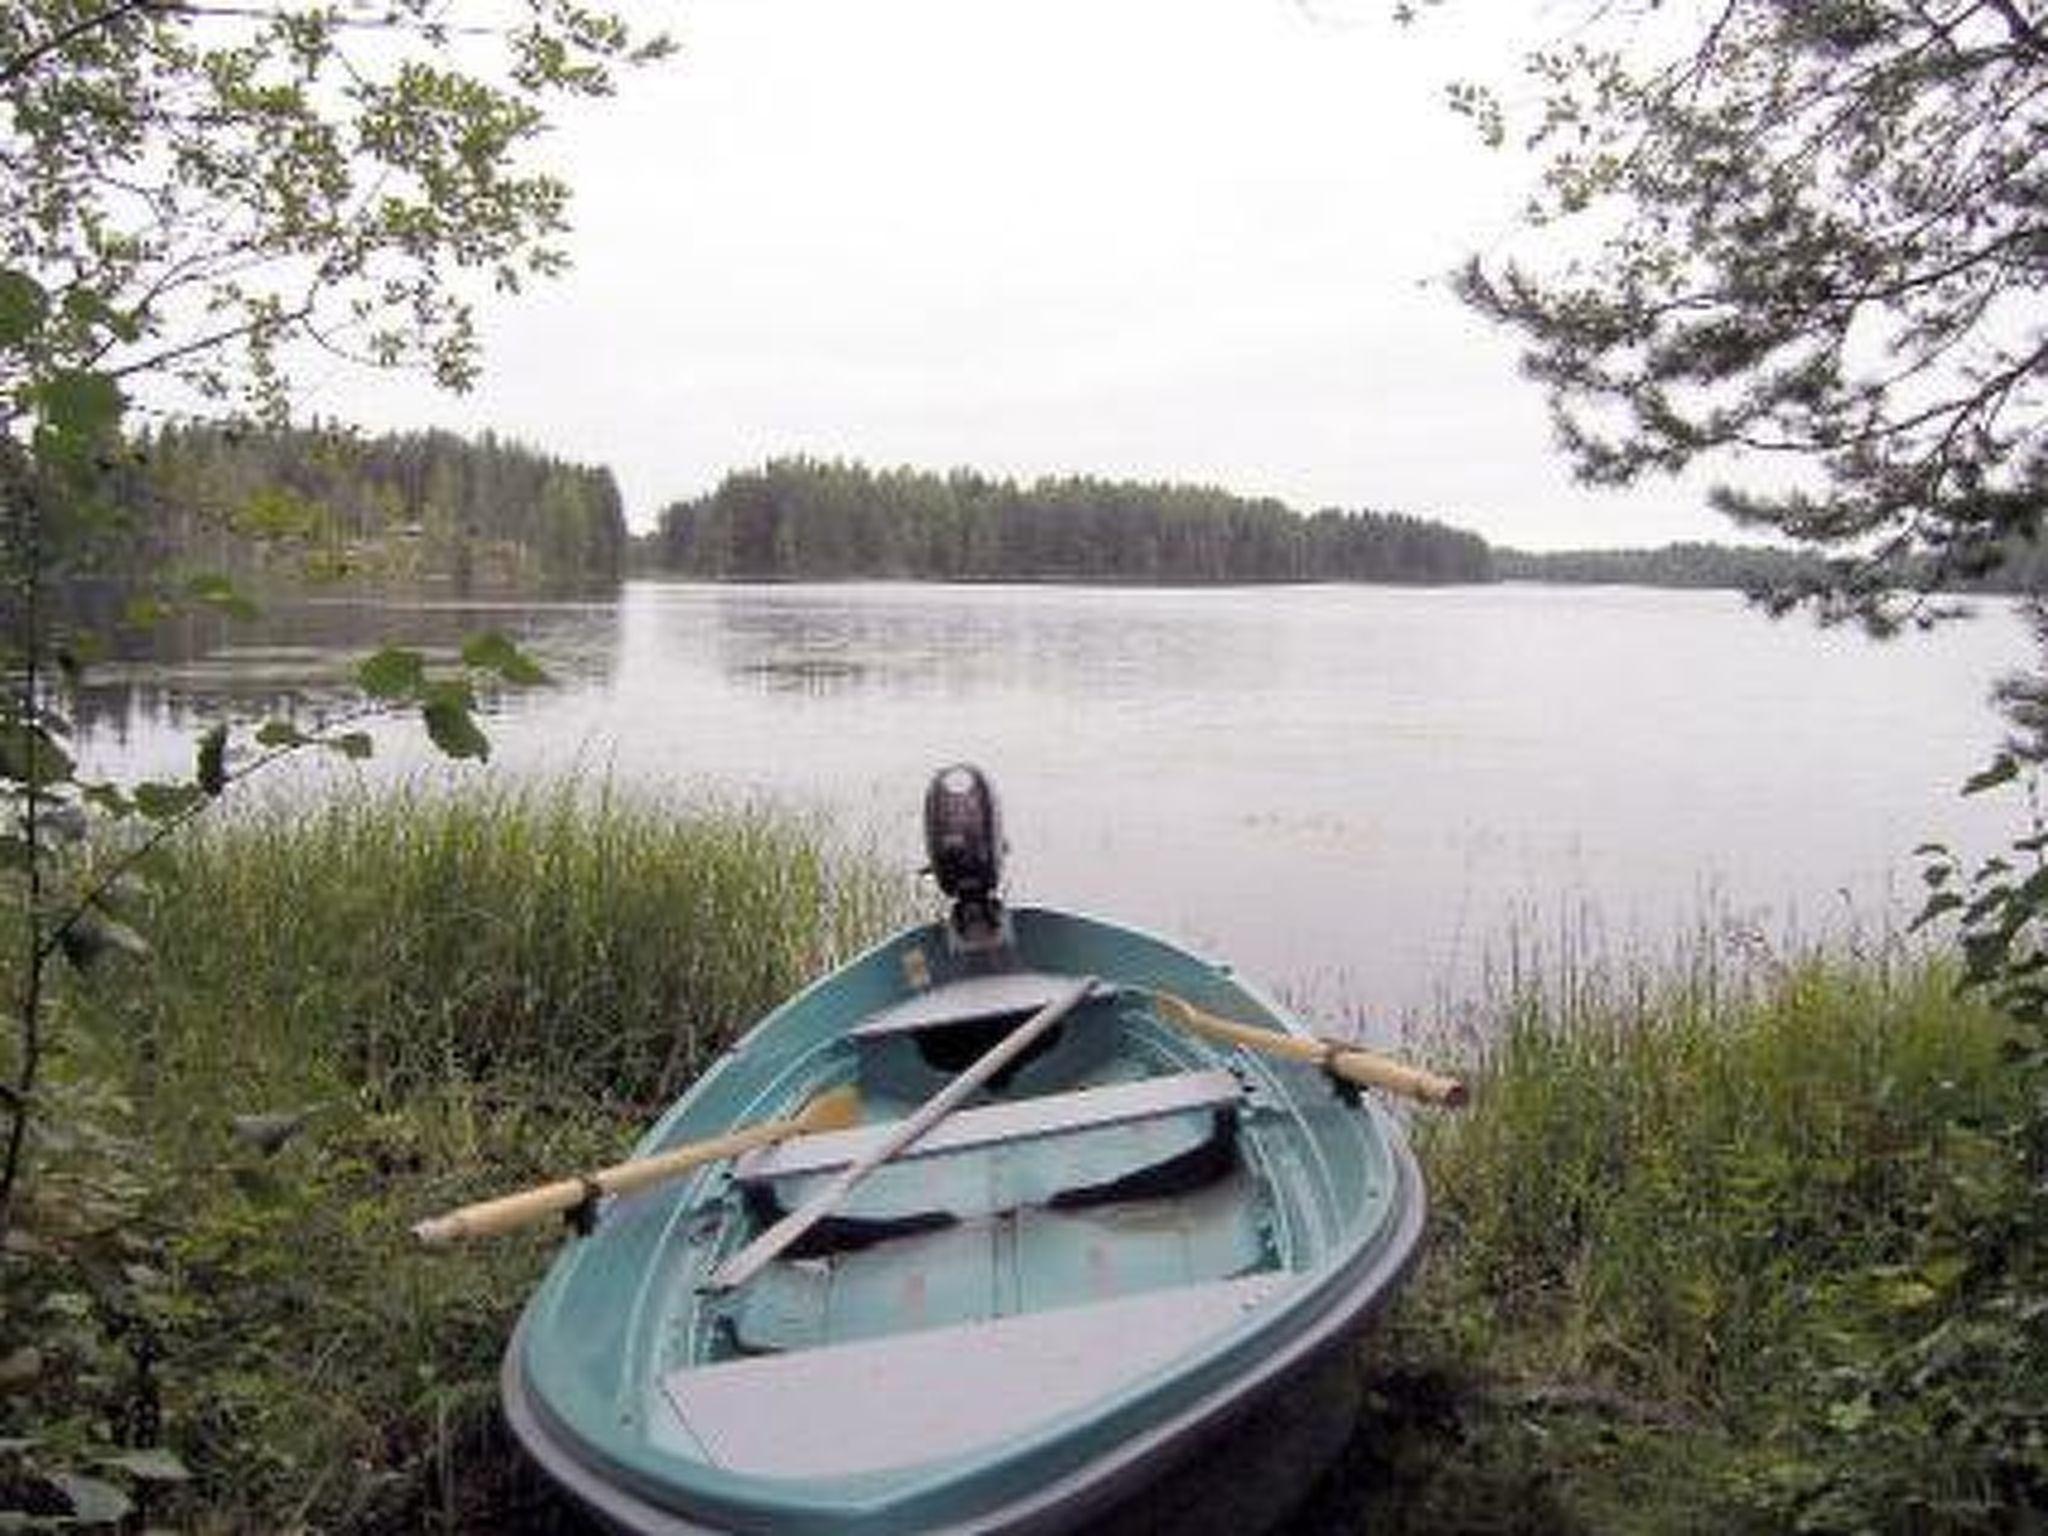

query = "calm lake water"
[[73, 579, 2036, 1032]]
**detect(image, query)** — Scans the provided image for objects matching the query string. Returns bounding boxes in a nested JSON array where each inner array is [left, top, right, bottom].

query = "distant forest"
[[645, 458, 1494, 584], [111, 424, 629, 588], [106, 428, 2048, 600], [1492, 542, 1829, 590], [1497, 540, 2048, 598]]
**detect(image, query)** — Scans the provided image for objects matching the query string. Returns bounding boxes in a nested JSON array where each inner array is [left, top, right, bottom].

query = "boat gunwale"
[[504, 904, 1426, 1533]]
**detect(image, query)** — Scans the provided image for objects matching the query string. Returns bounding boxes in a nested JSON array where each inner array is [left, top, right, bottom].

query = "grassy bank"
[[1306, 947, 2046, 1534], [5, 792, 2044, 1531], [1, 786, 911, 1531]]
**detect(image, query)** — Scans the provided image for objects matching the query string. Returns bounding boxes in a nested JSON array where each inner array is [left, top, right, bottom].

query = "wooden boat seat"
[[666, 1272, 1294, 1477]]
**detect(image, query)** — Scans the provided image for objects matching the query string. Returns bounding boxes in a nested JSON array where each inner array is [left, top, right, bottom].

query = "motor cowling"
[[924, 763, 1004, 912]]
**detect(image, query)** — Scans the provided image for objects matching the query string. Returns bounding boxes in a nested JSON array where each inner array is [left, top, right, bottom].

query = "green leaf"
[[196, 723, 229, 796], [255, 719, 307, 749], [357, 648, 426, 700], [0, 721, 76, 789], [132, 781, 205, 821], [122, 594, 171, 629], [29, 368, 123, 440], [461, 630, 549, 686], [1918, 1252, 1970, 1295], [98, 1447, 189, 1483], [61, 286, 139, 345], [1963, 756, 2019, 796], [51, 1471, 133, 1524], [422, 677, 477, 713], [327, 731, 375, 761], [0, 268, 48, 348], [421, 696, 490, 761]]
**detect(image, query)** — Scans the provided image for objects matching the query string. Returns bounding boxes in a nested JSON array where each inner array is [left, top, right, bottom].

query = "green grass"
[[1, 783, 912, 1532], [126, 780, 907, 1110], [6, 796, 2046, 1533], [1304, 941, 2048, 1534]]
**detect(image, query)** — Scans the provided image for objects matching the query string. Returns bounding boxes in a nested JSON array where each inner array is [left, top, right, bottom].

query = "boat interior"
[[662, 968, 1297, 1478]]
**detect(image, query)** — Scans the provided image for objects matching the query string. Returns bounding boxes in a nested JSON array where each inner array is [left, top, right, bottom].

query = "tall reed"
[[1421, 938, 2020, 1405], [123, 780, 912, 1112], [1348, 927, 2044, 1533]]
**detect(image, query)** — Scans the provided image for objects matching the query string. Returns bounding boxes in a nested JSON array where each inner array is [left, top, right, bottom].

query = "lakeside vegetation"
[[1325, 945, 2045, 1534], [0, 788, 909, 1530], [2, 786, 2041, 1531], [111, 425, 630, 593]]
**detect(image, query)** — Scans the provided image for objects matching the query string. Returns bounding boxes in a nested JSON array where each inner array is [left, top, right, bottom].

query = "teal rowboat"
[[503, 770, 1426, 1533]]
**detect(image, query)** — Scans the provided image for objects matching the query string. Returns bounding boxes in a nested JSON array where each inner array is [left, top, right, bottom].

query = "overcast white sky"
[[305, 0, 1736, 550]]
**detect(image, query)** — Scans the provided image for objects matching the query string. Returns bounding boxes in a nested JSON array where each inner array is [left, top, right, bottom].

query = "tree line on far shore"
[[111, 423, 629, 589], [104, 430, 2044, 600], [1492, 542, 1828, 591], [644, 457, 1495, 584]]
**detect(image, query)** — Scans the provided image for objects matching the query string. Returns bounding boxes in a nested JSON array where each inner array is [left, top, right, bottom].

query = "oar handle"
[[413, 1117, 799, 1245], [1319, 1044, 1467, 1107], [1153, 993, 1466, 1108]]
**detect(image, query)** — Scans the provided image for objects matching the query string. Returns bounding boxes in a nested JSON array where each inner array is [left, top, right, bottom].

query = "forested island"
[[113, 423, 629, 589], [643, 457, 1494, 584]]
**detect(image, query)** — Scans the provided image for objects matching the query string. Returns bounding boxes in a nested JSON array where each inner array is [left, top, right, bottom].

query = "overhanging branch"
[[0, 0, 181, 89]]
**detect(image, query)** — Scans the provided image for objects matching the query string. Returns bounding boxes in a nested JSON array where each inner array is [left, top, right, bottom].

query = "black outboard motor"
[[924, 763, 1005, 942]]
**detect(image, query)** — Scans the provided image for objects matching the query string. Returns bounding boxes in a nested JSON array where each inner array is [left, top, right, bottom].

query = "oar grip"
[[413, 1177, 591, 1244], [1320, 1043, 1467, 1107], [1152, 992, 1466, 1109]]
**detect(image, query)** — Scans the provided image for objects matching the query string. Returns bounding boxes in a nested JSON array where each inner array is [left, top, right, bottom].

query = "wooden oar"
[[411, 1084, 863, 1245], [1152, 993, 1467, 1107], [704, 973, 1098, 1292]]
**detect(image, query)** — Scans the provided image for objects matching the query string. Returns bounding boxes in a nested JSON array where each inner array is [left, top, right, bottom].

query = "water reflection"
[[67, 578, 2036, 1025], [691, 584, 1286, 705], [65, 589, 624, 780]]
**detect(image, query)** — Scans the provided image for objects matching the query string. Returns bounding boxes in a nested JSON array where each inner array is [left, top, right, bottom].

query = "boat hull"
[[504, 906, 1427, 1534]]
